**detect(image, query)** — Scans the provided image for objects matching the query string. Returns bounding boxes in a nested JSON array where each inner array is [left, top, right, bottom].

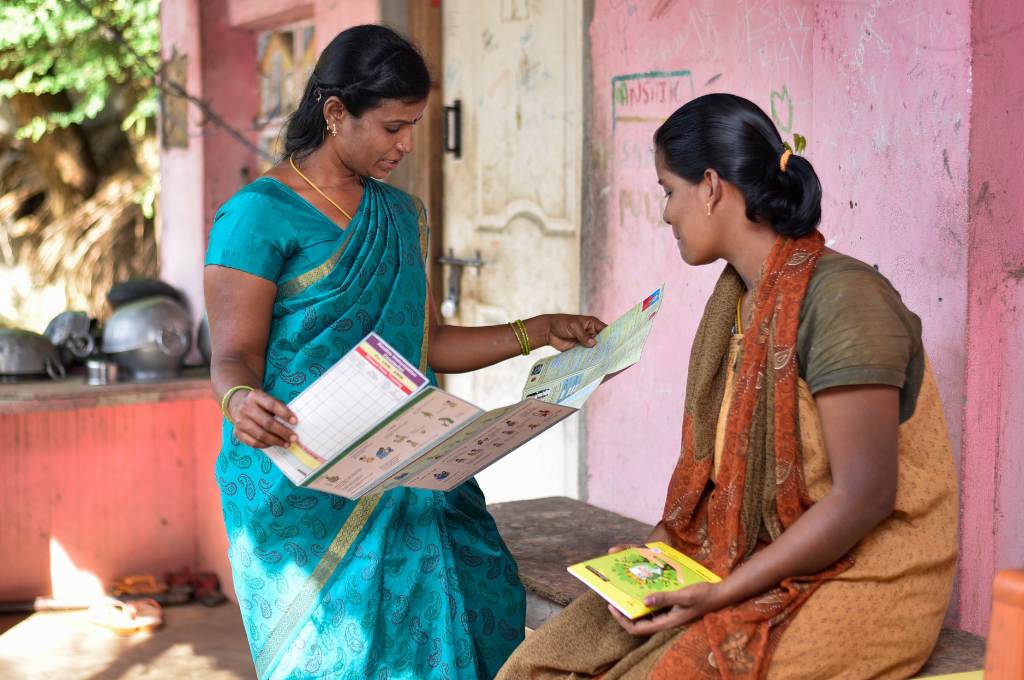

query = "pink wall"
[[312, 0, 381, 53], [0, 396, 225, 601], [584, 0, 970, 523], [585, 1, 814, 522], [958, 0, 1024, 635], [583, 0, 1021, 634]]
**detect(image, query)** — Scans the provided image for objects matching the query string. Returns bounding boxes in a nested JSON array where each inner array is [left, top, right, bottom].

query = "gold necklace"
[[288, 155, 354, 222], [736, 296, 744, 335]]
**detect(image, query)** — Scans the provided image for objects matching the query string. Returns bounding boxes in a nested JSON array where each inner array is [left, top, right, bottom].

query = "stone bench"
[[488, 496, 986, 678]]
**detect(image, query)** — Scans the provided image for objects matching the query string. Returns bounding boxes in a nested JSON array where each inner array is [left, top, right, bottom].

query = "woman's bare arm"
[[425, 288, 606, 374], [205, 265, 297, 448], [612, 384, 900, 635]]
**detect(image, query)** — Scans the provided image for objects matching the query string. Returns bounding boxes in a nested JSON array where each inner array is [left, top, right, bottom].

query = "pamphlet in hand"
[[522, 285, 664, 408], [262, 286, 665, 499], [262, 333, 575, 499], [568, 541, 720, 620]]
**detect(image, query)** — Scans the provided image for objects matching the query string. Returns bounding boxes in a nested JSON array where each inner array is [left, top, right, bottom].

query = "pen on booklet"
[[586, 565, 610, 582]]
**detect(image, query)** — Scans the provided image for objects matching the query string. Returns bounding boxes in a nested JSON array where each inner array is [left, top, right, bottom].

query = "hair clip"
[[779, 149, 792, 172], [780, 133, 807, 172]]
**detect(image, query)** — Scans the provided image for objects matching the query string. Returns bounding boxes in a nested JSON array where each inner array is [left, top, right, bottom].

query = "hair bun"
[[753, 152, 821, 237], [653, 93, 822, 238]]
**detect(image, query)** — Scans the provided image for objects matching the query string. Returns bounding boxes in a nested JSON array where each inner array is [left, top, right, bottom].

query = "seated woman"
[[498, 93, 958, 679]]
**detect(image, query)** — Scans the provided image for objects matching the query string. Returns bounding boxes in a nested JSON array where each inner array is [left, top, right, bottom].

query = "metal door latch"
[[443, 100, 462, 159], [437, 249, 484, 318]]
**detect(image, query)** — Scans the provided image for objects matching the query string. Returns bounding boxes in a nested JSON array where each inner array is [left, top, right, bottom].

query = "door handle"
[[443, 99, 462, 159], [437, 249, 484, 318]]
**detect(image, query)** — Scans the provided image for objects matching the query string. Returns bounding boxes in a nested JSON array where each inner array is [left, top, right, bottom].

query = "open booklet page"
[[263, 333, 430, 485], [522, 286, 664, 409], [261, 331, 574, 500], [303, 387, 482, 498], [260, 285, 663, 498], [367, 399, 577, 495]]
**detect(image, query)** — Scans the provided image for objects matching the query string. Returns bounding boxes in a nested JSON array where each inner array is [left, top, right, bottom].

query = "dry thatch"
[[0, 141, 157, 323]]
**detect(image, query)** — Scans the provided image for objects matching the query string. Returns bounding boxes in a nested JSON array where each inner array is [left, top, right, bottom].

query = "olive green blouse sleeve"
[[796, 258, 924, 407]]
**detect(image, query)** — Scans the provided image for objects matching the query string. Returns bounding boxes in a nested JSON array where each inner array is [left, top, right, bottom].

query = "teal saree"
[[205, 177, 525, 679]]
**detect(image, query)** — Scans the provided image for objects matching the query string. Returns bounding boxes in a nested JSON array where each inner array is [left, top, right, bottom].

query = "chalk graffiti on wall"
[[770, 84, 793, 133], [611, 70, 695, 129], [850, 0, 893, 84], [619, 187, 670, 231], [611, 70, 697, 229]]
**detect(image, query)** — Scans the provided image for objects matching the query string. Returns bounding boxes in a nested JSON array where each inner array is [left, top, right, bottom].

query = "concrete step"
[[488, 496, 986, 678]]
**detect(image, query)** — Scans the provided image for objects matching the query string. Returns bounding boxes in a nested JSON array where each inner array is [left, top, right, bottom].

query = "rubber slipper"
[[87, 597, 163, 636]]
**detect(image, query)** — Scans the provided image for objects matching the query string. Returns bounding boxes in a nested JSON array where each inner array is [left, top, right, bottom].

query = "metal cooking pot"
[[44, 311, 96, 365], [0, 329, 66, 382], [197, 314, 211, 364], [102, 296, 192, 380]]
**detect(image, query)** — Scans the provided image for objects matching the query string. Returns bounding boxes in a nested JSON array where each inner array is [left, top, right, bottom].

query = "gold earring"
[[330, 124, 337, 137], [706, 202, 712, 216]]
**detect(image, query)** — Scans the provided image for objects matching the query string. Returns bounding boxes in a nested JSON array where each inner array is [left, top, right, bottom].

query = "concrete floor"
[[0, 596, 985, 679], [0, 603, 254, 680]]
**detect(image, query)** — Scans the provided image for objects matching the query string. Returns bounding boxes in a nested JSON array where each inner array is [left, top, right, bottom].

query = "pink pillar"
[[958, 0, 1024, 635], [159, 0, 206, 327], [198, 0, 260, 234], [158, 0, 259, 322]]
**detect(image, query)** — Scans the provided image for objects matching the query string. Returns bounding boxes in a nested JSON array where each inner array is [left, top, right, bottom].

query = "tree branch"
[[70, 0, 273, 162]]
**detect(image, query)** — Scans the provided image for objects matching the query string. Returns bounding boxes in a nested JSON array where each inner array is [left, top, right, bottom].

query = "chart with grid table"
[[272, 334, 428, 479]]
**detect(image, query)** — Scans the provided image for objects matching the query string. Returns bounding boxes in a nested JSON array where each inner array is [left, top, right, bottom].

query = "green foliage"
[[782, 133, 808, 156], [0, 0, 160, 141]]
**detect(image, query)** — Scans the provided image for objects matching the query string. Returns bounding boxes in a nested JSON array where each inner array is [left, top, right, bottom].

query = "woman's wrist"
[[708, 570, 758, 613], [226, 387, 252, 422], [707, 579, 736, 612], [647, 522, 671, 543], [522, 315, 551, 351]]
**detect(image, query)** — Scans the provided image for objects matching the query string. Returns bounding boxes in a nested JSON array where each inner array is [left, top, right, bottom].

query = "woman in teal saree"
[[204, 26, 604, 680]]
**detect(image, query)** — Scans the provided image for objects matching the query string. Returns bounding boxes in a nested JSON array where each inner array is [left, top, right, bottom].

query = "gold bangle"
[[220, 385, 254, 424], [515, 319, 532, 355], [509, 321, 527, 356]]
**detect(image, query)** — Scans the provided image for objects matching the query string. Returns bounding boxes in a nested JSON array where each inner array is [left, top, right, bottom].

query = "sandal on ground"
[[111, 574, 168, 597], [87, 598, 163, 637], [193, 571, 227, 607]]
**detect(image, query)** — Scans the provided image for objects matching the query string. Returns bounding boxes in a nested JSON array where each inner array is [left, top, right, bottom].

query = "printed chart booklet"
[[523, 286, 664, 408], [263, 286, 664, 500], [263, 333, 576, 499], [568, 542, 721, 619]]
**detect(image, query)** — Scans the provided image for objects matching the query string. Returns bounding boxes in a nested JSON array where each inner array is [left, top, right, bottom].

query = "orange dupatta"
[[653, 231, 852, 679]]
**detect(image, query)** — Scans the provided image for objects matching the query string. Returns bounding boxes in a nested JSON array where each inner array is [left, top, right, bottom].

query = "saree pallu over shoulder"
[[654, 231, 852, 680], [209, 179, 523, 679]]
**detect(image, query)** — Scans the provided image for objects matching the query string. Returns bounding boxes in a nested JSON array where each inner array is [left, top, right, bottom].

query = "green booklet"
[[568, 541, 720, 619]]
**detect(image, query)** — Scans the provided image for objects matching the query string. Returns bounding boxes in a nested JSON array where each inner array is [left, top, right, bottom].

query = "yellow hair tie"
[[779, 148, 793, 172]]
